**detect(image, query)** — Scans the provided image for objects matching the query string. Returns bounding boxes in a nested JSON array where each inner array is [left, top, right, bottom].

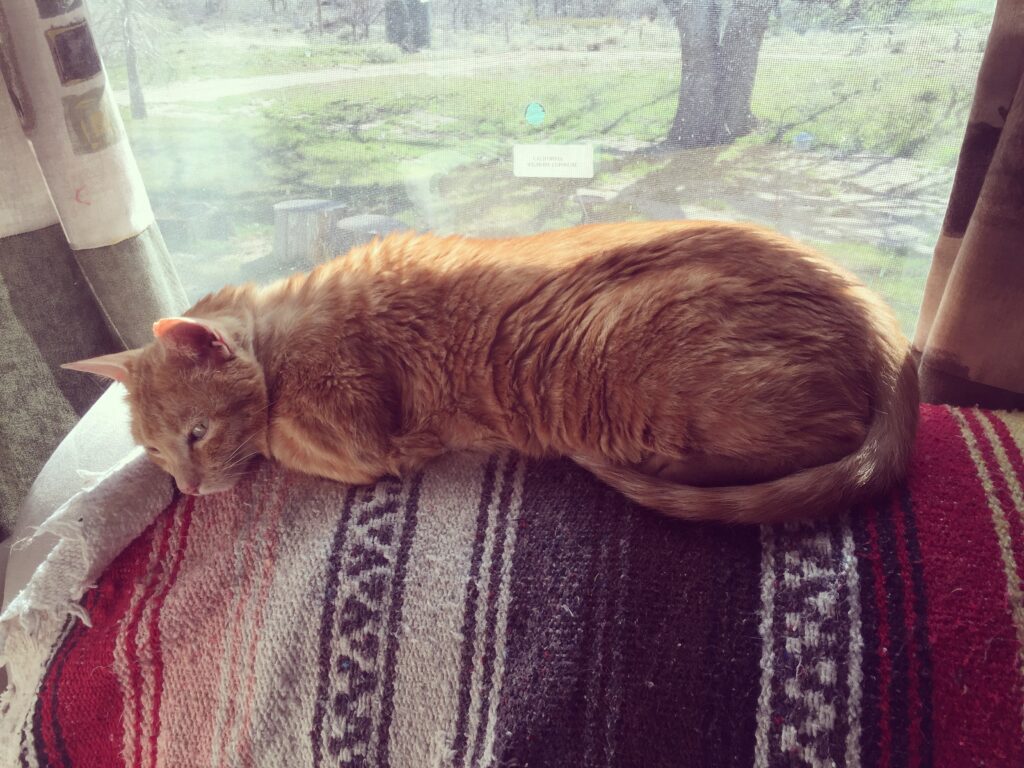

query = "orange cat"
[[65, 221, 918, 523]]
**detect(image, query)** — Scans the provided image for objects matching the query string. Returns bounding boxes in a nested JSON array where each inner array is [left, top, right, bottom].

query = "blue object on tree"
[[525, 102, 546, 127], [793, 131, 815, 151]]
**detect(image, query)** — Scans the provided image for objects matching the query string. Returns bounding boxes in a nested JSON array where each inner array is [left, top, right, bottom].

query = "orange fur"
[[64, 221, 918, 523]]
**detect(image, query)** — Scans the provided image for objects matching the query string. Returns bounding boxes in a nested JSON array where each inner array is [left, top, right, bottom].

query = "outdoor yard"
[[94, 0, 996, 335]]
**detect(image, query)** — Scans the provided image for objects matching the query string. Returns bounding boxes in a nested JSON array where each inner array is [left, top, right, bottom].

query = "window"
[[91, 0, 994, 335]]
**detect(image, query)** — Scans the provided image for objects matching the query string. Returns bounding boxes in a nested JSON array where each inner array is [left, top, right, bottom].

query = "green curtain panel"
[[0, 0, 186, 533], [914, 0, 1024, 410]]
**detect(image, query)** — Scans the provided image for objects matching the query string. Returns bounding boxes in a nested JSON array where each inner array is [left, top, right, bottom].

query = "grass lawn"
[[100, 21, 406, 91], [816, 241, 929, 337], [122, 16, 981, 205], [113, 4, 989, 318]]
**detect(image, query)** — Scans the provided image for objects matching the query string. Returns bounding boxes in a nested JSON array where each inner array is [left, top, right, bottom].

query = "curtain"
[[914, 0, 1024, 410], [0, 0, 187, 533]]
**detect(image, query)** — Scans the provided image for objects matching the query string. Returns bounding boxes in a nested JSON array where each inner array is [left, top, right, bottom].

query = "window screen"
[[90, 0, 994, 336]]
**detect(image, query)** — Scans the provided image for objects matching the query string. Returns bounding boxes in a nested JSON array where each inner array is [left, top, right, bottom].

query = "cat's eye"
[[189, 422, 208, 442], [145, 446, 160, 455]]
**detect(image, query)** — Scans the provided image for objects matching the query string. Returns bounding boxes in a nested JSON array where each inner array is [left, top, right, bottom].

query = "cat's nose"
[[177, 480, 199, 495]]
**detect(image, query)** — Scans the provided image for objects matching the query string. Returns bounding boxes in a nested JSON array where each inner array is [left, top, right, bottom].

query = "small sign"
[[513, 144, 594, 179]]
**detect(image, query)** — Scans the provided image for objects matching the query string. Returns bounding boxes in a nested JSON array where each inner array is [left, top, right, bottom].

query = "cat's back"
[[336, 220, 774, 272], [447, 220, 874, 326], [472, 220, 902, 460], [355, 220, 854, 288], [263, 222, 884, 351], [324, 220, 887, 357]]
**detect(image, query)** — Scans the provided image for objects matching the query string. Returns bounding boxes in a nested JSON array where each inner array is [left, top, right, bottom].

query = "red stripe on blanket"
[[967, 410, 1024, 597], [236, 474, 287, 766], [911, 406, 1024, 767], [127, 508, 176, 768], [890, 490, 925, 768], [865, 502, 895, 767], [35, 608, 85, 765], [148, 496, 194, 768], [210, 476, 278, 763], [34, 499, 181, 768], [983, 411, 1024, 488]]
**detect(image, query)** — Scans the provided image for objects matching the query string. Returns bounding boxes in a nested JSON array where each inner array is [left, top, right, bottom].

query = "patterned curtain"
[[914, 0, 1024, 410], [0, 0, 186, 532]]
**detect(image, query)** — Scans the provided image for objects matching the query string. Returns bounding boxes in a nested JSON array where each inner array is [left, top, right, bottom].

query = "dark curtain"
[[914, 0, 1024, 410]]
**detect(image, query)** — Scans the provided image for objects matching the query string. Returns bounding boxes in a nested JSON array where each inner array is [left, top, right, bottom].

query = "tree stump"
[[327, 214, 408, 262], [272, 199, 347, 269]]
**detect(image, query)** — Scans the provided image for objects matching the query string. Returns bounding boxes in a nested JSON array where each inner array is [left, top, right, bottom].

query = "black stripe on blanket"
[[492, 458, 762, 768]]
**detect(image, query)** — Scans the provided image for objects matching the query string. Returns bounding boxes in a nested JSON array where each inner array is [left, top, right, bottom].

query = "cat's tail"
[[575, 349, 919, 525]]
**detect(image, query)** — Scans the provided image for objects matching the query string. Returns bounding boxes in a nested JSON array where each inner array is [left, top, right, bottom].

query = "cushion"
[[1, 404, 1022, 766]]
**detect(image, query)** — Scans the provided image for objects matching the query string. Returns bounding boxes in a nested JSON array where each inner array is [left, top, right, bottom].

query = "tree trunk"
[[661, 0, 772, 148], [664, 0, 724, 148], [124, 0, 147, 119], [717, 0, 772, 140]]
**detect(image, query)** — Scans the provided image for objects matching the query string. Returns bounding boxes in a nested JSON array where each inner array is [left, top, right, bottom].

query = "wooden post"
[[272, 199, 339, 268]]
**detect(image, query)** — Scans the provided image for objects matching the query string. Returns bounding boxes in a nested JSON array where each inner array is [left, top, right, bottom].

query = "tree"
[[661, 0, 915, 149], [338, 0, 384, 39], [91, 0, 160, 119], [661, 0, 774, 148], [385, 0, 430, 50], [123, 0, 147, 119]]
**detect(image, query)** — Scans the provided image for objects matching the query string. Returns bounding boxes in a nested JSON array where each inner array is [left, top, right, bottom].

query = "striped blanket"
[[1, 404, 1023, 767]]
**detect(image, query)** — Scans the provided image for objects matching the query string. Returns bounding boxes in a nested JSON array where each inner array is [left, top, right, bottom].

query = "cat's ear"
[[61, 350, 137, 384], [152, 317, 234, 363]]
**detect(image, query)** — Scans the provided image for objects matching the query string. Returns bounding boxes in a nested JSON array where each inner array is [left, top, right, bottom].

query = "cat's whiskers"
[[221, 454, 257, 474], [214, 467, 257, 490], [224, 431, 260, 465], [221, 450, 259, 475]]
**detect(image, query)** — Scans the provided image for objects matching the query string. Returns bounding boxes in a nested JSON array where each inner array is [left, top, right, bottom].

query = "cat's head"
[[64, 317, 269, 496]]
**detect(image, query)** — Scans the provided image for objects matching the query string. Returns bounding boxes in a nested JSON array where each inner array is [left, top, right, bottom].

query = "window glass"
[[90, 0, 995, 335]]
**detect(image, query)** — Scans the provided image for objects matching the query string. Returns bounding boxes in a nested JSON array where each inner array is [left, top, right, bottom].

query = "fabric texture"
[[0, 383, 135, 644], [0, 0, 152, 248], [914, 0, 1024, 410], [0, 0, 187, 531], [2, 403, 1023, 767], [0, 225, 118, 528]]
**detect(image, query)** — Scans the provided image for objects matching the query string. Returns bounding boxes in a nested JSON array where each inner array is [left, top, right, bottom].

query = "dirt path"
[[111, 44, 914, 107], [110, 50, 673, 105]]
